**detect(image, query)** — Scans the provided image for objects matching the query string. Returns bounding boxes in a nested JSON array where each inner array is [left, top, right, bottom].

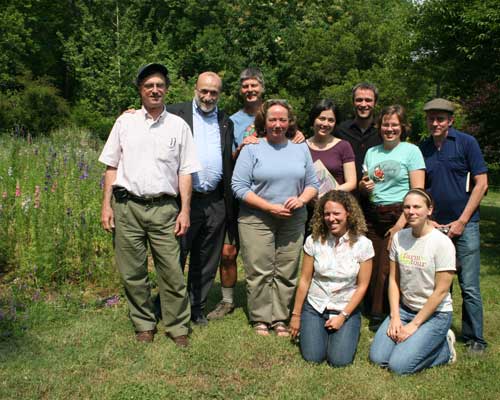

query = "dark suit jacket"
[[166, 102, 238, 242]]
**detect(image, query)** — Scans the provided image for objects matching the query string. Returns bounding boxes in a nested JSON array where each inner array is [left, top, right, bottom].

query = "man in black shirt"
[[335, 82, 382, 327], [335, 82, 381, 182]]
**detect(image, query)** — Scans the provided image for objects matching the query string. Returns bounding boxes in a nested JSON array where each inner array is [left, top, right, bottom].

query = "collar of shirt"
[[329, 231, 350, 247], [422, 126, 457, 149], [193, 99, 218, 118], [141, 105, 167, 123], [191, 99, 223, 192]]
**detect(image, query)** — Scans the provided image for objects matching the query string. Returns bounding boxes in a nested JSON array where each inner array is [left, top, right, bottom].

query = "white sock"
[[221, 287, 234, 304]]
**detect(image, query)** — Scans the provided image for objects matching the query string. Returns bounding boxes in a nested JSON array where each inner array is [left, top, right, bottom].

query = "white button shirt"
[[303, 233, 374, 313], [99, 106, 201, 197]]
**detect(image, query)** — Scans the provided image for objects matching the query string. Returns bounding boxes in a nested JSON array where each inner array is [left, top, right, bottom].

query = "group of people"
[[99, 63, 489, 375]]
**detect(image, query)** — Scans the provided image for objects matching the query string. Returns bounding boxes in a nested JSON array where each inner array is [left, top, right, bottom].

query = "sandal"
[[272, 322, 290, 337], [254, 322, 270, 336]]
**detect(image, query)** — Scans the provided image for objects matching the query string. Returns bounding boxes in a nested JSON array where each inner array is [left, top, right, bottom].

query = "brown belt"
[[374, 203, 402, 213]]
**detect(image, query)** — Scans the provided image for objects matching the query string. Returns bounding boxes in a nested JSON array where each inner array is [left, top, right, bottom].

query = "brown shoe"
[[135, 328, 157, 343], [167, 333, 190, 348]]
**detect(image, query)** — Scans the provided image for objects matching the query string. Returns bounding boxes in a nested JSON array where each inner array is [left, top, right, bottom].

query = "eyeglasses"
[[196, 88, 220, 96], [426, 116, 449, 123], [142, 82, 166, 90]]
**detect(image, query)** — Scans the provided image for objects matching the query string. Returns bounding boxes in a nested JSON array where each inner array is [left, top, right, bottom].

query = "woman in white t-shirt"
[[369, 188, 457, 375], [290, 190, 374, 367]]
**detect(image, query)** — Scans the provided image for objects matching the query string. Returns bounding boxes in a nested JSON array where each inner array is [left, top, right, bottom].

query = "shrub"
[[0, 77, 70, 136], [70, 100, 115, 141]]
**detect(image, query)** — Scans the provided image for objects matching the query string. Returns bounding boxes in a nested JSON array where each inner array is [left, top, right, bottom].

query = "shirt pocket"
[[155, 135, 178, 163], [446, 156, 467, 176]]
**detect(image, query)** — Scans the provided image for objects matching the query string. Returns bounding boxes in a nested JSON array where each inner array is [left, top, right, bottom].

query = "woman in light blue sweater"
[[232, 99, 319, 336]]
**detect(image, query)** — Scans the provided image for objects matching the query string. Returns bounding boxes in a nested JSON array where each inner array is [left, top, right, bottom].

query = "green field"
[[0, 133, 499, 399]]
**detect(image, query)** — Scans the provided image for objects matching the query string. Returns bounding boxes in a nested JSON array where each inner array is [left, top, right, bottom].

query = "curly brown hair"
[[253, 99, 297, 138], [310, 190, 367, 245]]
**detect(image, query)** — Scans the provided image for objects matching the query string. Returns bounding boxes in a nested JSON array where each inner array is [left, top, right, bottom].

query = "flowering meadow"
[[0, 128, 114, 288]]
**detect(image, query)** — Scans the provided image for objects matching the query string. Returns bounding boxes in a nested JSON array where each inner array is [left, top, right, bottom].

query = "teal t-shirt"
[[363, 142, 425, 205]]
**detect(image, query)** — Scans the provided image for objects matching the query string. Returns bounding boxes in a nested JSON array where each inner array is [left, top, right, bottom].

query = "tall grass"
[[0, 129, 114, 286]]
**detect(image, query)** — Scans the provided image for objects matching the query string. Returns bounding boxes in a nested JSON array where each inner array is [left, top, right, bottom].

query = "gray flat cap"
[[423, 98, 455, 113]]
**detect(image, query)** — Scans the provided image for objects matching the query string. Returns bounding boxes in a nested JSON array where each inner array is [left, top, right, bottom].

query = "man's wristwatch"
[[340, 310, 350, 320]]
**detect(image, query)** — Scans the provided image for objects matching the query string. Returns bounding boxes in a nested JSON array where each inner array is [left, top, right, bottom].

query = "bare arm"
[[290, 254, 314, 338], [396, 270, 454, 342], [325, 258, 373, 330], [101, 166, 117, 232], [232, 135, 260, 160], [448, 173, 488, 238], [387, 259, 402, 340], [175, 174, 192, 236], [337, 161, 357, 192]]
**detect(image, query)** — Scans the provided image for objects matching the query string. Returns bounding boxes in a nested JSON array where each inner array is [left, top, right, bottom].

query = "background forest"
[[1, 0, 499, 161], [1, 2, 500, 398]]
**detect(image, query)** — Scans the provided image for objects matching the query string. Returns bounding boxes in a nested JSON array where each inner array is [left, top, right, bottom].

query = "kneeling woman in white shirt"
[[290, 190, 374, 366], [369, 188, 457, 375]]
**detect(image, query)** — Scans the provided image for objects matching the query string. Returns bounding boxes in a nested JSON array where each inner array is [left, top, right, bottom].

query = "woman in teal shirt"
[[359, 105, 425, 330]]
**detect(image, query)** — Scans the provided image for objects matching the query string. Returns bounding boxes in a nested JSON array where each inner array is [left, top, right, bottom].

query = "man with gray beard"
[[167, 72, 236, 326]]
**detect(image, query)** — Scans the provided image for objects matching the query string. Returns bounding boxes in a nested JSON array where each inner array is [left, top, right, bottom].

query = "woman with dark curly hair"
[[232, 99, 319, 337], [290, 190, 374, 366]]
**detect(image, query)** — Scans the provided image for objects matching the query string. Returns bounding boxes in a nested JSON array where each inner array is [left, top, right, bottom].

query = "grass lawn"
[[1, 193, 499, 399]]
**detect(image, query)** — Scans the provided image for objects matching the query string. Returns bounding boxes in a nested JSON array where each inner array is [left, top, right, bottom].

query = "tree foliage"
[[0, 0, 499, 161]]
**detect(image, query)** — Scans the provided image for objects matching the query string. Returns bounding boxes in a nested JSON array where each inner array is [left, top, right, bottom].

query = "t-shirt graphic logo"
[[373, 160, 400, 182], [243, 124, 256, 138]]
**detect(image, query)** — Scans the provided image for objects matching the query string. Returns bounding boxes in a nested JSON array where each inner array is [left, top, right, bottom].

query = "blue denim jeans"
[[454, 221, 486, 346], [299, 301, 361, 367], [369, 306, 452, 375]]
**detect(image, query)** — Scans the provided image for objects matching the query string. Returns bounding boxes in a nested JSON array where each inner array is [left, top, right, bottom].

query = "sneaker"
[[207, 301, 235, 320], [447, 329, 457, 363], [191, 314, 208, 326], [467, 341, 486, 356]]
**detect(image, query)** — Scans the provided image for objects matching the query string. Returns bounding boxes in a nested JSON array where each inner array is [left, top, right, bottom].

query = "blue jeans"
[[369, 306, 452, 375], [299, 301, 361, 367], [454, 221, 486, 346]]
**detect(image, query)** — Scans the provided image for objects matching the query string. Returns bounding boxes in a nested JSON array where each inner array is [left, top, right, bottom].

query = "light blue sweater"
[[232, 140, 319, 205]]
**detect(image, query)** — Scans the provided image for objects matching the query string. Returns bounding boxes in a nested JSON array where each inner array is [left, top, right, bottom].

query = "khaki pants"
[[238, 207, 306, 324], [113, 197, 190, 337]]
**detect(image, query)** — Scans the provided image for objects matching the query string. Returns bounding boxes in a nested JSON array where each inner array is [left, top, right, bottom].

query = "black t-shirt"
[[335, 120, 381, 182]]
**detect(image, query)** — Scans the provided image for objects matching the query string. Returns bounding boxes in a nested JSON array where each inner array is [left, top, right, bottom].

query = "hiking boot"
[[207, 301, 235, 320]]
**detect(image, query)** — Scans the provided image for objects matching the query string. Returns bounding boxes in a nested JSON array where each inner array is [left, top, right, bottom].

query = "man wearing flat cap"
[[99, 63, 201, 346], [419, 98, 488, 355]]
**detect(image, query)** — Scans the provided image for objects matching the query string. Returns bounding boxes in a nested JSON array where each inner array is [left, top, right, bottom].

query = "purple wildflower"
[[104, 295, 120, 307]]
